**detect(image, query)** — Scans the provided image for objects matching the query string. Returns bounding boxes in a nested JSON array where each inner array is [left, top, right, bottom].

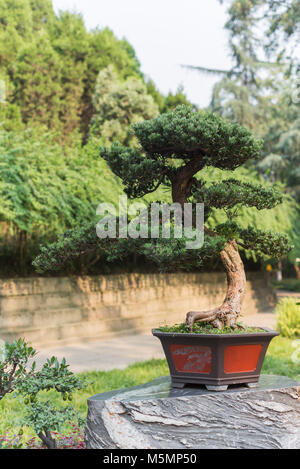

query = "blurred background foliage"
[[0, 0, 299, 276]]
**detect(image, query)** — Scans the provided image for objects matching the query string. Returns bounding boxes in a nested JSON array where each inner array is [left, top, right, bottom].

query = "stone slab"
[[85, 374, 300, 449]]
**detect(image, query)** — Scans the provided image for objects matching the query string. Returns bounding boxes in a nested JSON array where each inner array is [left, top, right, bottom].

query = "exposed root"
[[234, 323, 246, 331], [186, 307, 239, 331], [186, 309, 218, 331], [186, 239, 246, 332]]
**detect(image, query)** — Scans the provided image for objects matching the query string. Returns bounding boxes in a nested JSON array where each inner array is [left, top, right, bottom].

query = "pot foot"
[[205, 385, 228, 392], [245, 382, 258, 388], [171, 381, 185, 389]]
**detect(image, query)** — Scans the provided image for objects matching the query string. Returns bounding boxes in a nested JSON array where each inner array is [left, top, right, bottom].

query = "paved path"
[[33, 313, 277, 374], [277, 290, 300, 298], [33, 334, 165, 373]]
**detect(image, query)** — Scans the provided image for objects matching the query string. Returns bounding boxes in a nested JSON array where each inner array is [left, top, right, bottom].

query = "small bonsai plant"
[[0, 339, 86, 449], [34, 106, 292, 389]]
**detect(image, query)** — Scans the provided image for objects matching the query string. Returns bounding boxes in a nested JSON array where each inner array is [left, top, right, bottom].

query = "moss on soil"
[[156, 322, 263, 334]]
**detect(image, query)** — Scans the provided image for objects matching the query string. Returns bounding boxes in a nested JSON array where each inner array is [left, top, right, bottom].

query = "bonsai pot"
[[152, 327, 279, 391]]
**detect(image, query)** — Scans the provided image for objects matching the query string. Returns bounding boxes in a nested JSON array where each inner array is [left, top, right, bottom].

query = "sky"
[[52, 0, 232, 108]]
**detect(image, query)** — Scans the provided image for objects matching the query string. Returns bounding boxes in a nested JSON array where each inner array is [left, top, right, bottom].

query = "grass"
[[275, 297, 300, 338], [0, 336, 299, 447]]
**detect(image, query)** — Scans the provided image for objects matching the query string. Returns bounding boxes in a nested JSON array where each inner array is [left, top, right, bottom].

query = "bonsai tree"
[[34, 105, 292, 331]]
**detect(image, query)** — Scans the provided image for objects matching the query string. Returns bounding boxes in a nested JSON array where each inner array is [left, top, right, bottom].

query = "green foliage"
[[133, 105, 263, 168], [17, 357, 86, 449], [0, 126, 171, 274], [146, 81, 195, 114], [145, 79, 166, 112], [89, 65, 158, 145], [192, 178, 283, 210], [238, 227, 292, 258], [13, 35, 62, 131], [0, 129, 126, 273], [205, 0, 283, 135], [0, 338, 36, 400], [101, 143, 167, 198], [49, 11, 89, 138], [101, 104, 264, 204], [275, 297, 300, 338], [264, 0, 300, 56], [0, 0, 147, 141], [17, 356, 86, 397], [161, 85, 196, 113], [202, 166, 298, 262], [33, 212, 226, 274], [257, 85, 300, 202], [140, 234, 226, 272], [1, 340, 88, 449], [33, 221, 100, 273], [21, 401, 80, 446], [261, 336, 300, 379]]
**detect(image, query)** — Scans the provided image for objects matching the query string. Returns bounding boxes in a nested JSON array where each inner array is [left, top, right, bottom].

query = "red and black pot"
[[152, 327, 279, 391]]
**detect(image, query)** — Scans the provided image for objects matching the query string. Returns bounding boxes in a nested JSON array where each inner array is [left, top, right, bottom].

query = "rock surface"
[[85, 374, 300, 449]]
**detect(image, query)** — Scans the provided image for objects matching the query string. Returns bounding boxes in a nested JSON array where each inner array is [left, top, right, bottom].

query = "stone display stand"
[[86, 375, 300, 449], [85, 374, 300, 449]]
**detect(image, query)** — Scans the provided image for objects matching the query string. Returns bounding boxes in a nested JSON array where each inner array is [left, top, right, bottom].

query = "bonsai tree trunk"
[[186, 239, 246, 330]]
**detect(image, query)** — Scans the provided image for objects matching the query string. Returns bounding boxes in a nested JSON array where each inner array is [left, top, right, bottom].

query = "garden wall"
[[0, 272, 276, 347]]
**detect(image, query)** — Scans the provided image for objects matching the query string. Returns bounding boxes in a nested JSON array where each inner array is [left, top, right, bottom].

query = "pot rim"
[[152, 327, 279, 339]]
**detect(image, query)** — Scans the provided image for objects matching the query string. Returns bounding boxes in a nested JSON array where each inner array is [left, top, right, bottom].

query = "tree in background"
[[13, 35, 63, 132], [183, 0, 300, 277], [0, 0, 147, 141], [146, 80, 196, 113], [0, 0, 196, 142], [263, 0, 300, 63], [89, 65, 158, 145], [0, 129, 127, 275], [49, 11, 89, 140], [79, 27, 143, 140]]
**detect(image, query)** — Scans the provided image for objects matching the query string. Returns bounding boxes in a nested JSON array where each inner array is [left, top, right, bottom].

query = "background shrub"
[[276, 297, 300, 338]]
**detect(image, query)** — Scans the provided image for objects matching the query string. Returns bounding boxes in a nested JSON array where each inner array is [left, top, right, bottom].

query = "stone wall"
[[0, 272, 276, 347]]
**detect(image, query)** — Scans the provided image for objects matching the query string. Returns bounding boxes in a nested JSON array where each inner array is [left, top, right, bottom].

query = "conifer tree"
[[34, 106, 292, 330], [50, 11, 89, 139], [89, 65, 158, 145], [13, 35, 62, 131]]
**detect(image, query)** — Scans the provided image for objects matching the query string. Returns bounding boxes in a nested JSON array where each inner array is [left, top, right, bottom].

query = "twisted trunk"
[[186, 239, 246, 330], [169, 163, 247, 330]]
